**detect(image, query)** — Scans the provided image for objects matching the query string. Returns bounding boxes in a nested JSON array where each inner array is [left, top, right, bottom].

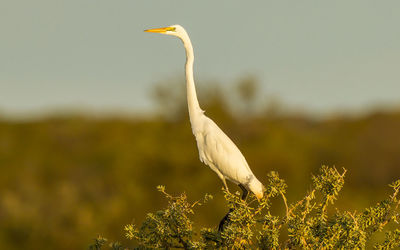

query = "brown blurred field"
[[0, 80, 399, 249]]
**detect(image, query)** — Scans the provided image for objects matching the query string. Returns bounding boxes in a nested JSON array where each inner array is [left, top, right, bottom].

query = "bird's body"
[[194, 116, 255, 187], [145, 25, 265, 200]]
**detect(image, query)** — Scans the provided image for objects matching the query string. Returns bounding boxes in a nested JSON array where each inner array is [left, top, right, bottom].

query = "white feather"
[[146, 24, 265, 199]]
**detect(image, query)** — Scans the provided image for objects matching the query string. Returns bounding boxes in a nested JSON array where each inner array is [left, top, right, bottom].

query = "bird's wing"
[[196, 117, 253, 184]]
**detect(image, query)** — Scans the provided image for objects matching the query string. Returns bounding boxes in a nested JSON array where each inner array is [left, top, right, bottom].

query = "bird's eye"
[[166, 27, 176, 32]]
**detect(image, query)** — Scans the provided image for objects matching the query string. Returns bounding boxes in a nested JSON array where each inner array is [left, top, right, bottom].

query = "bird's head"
[[144, 25, 188, 39]]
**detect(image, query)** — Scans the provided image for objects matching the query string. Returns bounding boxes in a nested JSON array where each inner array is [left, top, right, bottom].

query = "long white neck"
[[180, 35, 203, 126]]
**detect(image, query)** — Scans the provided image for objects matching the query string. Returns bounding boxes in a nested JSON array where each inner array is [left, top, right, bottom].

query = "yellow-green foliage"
[[92, 167, 400, 249], [1, 80, 400, 249]]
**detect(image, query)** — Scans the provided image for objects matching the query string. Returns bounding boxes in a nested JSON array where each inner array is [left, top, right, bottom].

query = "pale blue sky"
[[1, 1, 399, 118]]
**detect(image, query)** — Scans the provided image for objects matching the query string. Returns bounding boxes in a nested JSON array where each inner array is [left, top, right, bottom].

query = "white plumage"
[[145, 25, 265, 200]]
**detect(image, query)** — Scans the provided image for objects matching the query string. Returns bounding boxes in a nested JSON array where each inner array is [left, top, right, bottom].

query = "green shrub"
[[90, 166, 400, 249]]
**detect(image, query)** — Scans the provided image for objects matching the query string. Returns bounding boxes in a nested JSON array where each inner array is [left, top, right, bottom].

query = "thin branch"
[[280, 191, 289, 219]]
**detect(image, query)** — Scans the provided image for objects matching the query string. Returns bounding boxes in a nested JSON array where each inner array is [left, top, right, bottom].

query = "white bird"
[[145, 25, 265, 200]]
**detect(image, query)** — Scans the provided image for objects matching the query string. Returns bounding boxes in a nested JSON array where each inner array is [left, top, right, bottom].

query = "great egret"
[[145, 25, 265, 201]]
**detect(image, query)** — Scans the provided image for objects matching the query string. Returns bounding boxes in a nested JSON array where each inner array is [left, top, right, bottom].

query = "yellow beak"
[[144, 27, 175, 33]]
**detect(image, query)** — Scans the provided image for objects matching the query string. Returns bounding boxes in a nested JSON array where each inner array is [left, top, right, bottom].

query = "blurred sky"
[[1, 1, 399, 118]]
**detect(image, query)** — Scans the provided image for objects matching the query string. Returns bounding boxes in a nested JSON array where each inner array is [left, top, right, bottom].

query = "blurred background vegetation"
[[0, 78, 400, 249]]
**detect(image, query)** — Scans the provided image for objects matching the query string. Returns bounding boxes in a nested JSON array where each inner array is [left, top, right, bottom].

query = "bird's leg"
[[216, 172, 229, 193], [218, 208, 233, 232], [238, 184, 249, 200], [218, 184, 249, 232], [218, 178, 231, 232], [222, 178, 229, 192]]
